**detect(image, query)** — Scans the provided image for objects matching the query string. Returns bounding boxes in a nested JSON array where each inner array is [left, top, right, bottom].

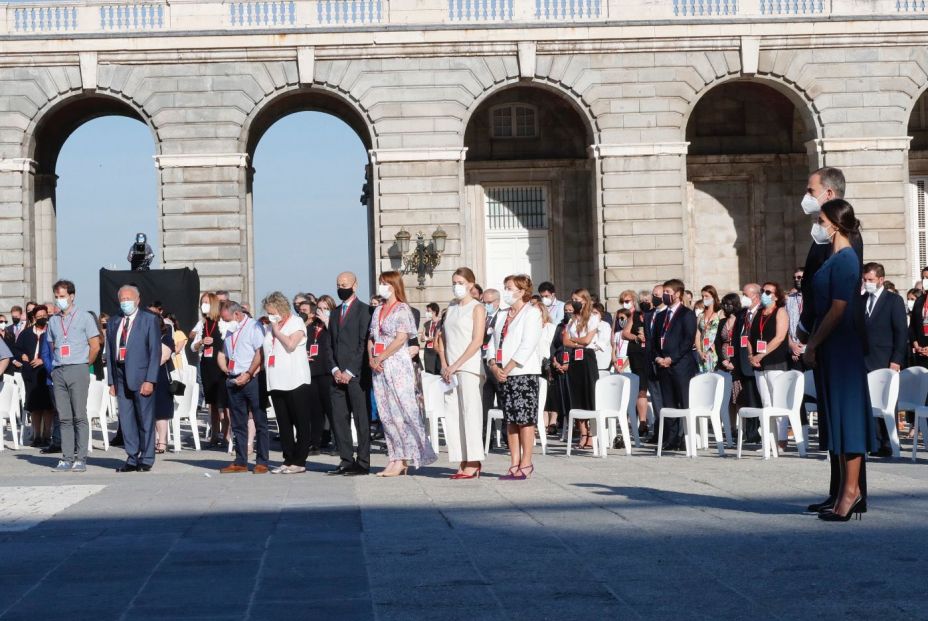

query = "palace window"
[[490, 104, 538, 139]]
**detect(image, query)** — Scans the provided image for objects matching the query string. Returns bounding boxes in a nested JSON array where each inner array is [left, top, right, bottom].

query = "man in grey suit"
[[106, 284, 162, 472]]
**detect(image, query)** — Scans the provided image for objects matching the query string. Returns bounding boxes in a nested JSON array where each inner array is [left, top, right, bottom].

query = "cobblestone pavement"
[[0, 431, 925, 621]]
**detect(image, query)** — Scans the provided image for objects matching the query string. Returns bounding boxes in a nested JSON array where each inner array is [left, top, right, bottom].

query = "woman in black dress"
[[748, 282, 791, 450], [421, 302, 442, 375], [14, 307, 54, 447], [154, 317, 176, 453], [562, 289, 602, 450], [191, 293, 228, 447], [620, 290, 650, 437]]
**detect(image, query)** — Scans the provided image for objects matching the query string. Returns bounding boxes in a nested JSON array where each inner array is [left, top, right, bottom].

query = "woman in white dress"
[[440, 267, 487, 479]]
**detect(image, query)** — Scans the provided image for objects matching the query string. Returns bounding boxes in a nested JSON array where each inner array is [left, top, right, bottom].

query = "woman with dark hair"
[[14, 306, 54, 447], [749, 281, 791, 448], [369, 271, 436, 476], [562, 288, 600, 450], [804, 199, 875, 521], [718, 293, 743, 430], [421, 302, 442, 375], [697, 285, 722, 374]]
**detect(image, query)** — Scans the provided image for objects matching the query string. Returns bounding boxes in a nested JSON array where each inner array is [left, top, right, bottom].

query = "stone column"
[[807, 137, 912, 282], [0, 158, 33, 309], [155, 153, 250, 302], [592, 142, 690, 303], [370, 148, 467, 308], [33, 173, 58, 301]]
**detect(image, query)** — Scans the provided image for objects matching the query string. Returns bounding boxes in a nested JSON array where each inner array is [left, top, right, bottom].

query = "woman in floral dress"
[[697, 285, 722, 374], [368, 271, 437, 476]]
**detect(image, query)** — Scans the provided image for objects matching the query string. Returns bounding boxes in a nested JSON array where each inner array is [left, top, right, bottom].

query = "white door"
[[909, 177, 928, 283], [483, 186, 551, 293]]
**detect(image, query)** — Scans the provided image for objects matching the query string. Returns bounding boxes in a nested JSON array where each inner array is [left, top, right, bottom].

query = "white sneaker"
[[270, 465, 288, 474]]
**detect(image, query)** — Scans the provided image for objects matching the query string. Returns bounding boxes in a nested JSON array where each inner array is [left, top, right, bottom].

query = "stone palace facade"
[[2, 0, 928, 308]]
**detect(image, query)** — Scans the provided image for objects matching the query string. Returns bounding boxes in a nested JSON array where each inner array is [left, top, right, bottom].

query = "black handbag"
[[169, 380, 186, 396]]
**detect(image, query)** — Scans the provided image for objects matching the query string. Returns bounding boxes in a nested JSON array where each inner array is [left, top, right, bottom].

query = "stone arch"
[[461, 78, 600, 147]]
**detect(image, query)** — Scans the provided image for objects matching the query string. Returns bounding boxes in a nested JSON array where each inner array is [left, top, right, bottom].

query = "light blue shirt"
[[45, 307, 99, 366], [223, 319, 265, 374]]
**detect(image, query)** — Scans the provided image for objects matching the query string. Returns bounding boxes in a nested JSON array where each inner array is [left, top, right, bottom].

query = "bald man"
[[326, 272, 372, 475]]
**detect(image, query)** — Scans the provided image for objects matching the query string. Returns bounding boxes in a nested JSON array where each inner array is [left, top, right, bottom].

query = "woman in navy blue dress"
[[803, 199, 876, 522]]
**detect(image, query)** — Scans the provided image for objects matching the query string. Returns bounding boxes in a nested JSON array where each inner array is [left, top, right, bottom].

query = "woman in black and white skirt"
[[486, 274, 542, 481]]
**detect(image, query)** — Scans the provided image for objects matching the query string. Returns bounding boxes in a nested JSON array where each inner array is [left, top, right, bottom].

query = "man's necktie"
[[867, 294, 875, 316]]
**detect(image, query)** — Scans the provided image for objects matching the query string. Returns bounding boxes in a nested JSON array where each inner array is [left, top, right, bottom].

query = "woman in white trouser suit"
[[441, 267, 487, 479]]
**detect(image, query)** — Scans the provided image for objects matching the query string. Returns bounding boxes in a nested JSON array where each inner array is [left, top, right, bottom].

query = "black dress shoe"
[[40, 444, 61, 454], [110, 437, 124, 447], [115, 463, 138, 472], [806, 497, 835, 513], [327, 465, 352, 476], [869, 446, 893, 458], [138, 464, 152, 472], [343, 464, 370, 476], [308, 447, 321, 456]]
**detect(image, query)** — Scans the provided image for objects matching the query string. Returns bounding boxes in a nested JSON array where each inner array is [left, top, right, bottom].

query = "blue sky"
[[56, 112, 370, 312]]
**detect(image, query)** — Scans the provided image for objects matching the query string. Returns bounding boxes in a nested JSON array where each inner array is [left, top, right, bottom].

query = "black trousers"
[[330, 377, 371, 470], [269, 384, 313, 467], [657, 364, 693, 443], [307, 374, 333, 449], [737, 375, 761, 439], [647, 375, 663, 436], [481, 360, 502, 439]]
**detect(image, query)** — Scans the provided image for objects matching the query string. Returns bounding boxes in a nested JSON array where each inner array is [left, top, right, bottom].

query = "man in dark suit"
[[2, 305, 25, 350], [653, 279, 697, 451], [480, 288, 502, 439], [862, 262, 907, 457], [643, 284, 666, 444], [327, 272, 372, 476], [734, 283, 762, 443], [796, 166, 867, 513], [106, 284, 162, 472]]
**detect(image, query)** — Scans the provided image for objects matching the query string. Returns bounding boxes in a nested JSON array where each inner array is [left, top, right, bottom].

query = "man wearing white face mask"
[[538, 282, 565, 326]]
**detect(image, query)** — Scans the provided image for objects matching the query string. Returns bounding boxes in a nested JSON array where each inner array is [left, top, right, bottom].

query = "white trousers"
[[445, 371, 485, 463], [755, 369, 789, 440]]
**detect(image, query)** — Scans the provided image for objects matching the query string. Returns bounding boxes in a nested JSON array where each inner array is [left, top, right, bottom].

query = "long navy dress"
[[812, 246, 877, 454]]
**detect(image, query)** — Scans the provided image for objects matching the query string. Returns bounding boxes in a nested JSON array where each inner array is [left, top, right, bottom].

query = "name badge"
[[482, 344, 488, 351], [374, 343, 385, 356], [496, 349, 503, 364], [923, 324, 928, 337], [309, 344, 319, 357], [60, 345, 71, 357], [202, 347, 213, 358], [426, 341, 434, 349], [561, 352, 569, 364], [228, 360, 235, 372], [740, 335, 749, 348], [756, 340, 768, 354], [574, 349, 584, 361], [703, 337, 711, 349], [118, 347, 127, 361], [725, 345, 735, 358], [267, 355, 276, 368], [616, 359, 624, 371]]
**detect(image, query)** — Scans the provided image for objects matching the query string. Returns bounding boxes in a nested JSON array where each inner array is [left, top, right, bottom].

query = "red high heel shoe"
[[450, 464, 481, 480], [512, 464, 534, 480], [499, 465, 521, 480]]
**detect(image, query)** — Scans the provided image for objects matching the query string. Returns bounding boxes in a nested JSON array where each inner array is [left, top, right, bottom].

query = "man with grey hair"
[[106, 284, 162, 472]]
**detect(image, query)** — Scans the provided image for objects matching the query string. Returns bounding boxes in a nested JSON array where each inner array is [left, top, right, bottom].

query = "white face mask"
[[801, 191, 825, 216], [452, 283, 468, 299], [702, 297, 713, 308], [863, 282, 878, 295], [922, 279, 928, 291], [268, 314, 281, 324], [319, 309, 331, 322], [740, 295, 753, 309], [501, 289, 517, 306], [541, 296, 553, 307], [0, 322, 6, 330], [226, 320, 240, 333], [811, 222, 833, 245], [621, 301, 633, 310], [425, 312, 433, 321], [695, 309, 704, 318], [907, 299, 916, 312], [201, 303, 211, 315], [377, 284, 392, 299]]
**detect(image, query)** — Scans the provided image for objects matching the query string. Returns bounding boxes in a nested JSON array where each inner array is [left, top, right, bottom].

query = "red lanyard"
[[663, 306, 677, 333], [58, 308, 78, 341], [742, 308, 756, 336], [229, 319, 249, 356], [501, 304, 526, 344], [313, 325, 323, 341], [378, 301, 399, 336], [922, 295, 928, 319], [203, 320, 215, 338], [758, 310, 774, 338]]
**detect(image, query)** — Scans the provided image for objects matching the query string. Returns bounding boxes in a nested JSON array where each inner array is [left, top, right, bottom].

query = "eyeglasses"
[[762, 289, 776, 296]]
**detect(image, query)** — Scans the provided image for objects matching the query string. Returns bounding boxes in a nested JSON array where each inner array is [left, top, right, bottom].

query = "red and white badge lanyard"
[[757, 310, 773, 344], [201, 319, 217, 357], [373, 301, 399, 355], [268, 317, 291, 367], [118, 313, 135, 361], [57, 307, 78, 355], [701, 309, 716, 350], [227, 318, 249, 372], [497, 303, 526, 363]]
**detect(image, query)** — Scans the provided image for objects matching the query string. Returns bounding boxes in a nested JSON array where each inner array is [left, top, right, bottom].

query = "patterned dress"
[[697, 312, 721, 374], [370, 302, 437, 468]]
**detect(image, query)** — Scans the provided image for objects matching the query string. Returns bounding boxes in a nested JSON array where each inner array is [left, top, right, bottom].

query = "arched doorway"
[[464, 85, 595, 293], [907, 90, 928, 285], [685, 81, 815, 293], [27, 94, 157, 303], [244, 90, 373, 305]]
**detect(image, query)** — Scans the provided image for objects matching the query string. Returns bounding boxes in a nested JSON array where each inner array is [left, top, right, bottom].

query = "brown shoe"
[[220, 464, 248, 474], [253, 464, 269, 474]]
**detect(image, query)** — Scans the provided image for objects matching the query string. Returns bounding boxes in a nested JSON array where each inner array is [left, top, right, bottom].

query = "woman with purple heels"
[[486, 274, 542, 481]]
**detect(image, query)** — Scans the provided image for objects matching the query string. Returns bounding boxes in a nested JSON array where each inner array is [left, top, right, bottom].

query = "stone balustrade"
[[0, 0, 924, 35]]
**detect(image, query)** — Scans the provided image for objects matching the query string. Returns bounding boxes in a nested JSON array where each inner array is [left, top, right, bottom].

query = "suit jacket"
[[732, 308, 756, 379], [863, 290, 907, 372], [653, 304, 697, 372], [327, 296, 371, 378], [106, 309, 162, 391], [800, 234, 864, 332]]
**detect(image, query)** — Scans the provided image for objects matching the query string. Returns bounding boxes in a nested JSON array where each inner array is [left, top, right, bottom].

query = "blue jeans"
[[227, 377, 268, 466]]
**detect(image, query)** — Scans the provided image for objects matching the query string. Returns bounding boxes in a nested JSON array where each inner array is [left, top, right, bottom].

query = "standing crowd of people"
[[1, 167, 924, 520]]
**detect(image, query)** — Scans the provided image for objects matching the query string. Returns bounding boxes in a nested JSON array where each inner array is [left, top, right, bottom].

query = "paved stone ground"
[[0, 429, 926, 621]]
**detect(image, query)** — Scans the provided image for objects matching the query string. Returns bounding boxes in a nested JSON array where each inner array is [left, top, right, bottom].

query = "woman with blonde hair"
[[562, 288, 601, 450], [369, 271, 437, 476], [190, 292, 229, 448], [440, 267, 487, 479]]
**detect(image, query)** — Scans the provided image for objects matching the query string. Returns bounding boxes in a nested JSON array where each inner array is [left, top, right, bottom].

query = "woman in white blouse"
[[440, 267, 487, 479], [261, 291, 313, 474], [562, 288, 601, 450], [486, 274, 542, 480]]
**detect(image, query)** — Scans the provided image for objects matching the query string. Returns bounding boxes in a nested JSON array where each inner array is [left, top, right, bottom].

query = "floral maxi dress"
[[370, 302, 438, 468]]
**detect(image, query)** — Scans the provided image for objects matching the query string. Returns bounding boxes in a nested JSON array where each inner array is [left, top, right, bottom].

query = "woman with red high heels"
[[486, 274, 542, 481]]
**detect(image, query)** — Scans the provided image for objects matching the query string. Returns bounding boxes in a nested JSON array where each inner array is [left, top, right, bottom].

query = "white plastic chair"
[[696, 371, 734, 450], [85, 379, 110, 452], [868, 369, 900, 459], [12, 373, 28, 445], [534, 380, 548, 455], [171, 378, 201, 452], [567, 374, 631, 458], [657, 373, 725, 458], [737, 370, 805, 459], [0, 378, 21, 450], [484, 408, 504, 453], [911, 406, 928, 462], [421, 372, 448, 454], [896, 366, 928, 426]]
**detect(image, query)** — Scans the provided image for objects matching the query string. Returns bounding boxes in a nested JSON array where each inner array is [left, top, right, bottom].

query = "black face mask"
[[651, 295, 662, 308], [721, 304, 735, 316], [35, 318, 48, 328], [299, 312, 309, 322], [639, 301, 652, 312], [570, 301, 583, 313], [336, 287, 353, 301], [11, 315, 20, 323], [662, 293, 673, 306]]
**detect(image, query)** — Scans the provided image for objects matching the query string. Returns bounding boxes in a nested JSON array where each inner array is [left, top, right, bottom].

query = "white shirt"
[[865, 286, 884, 315], [568, 312, 601, 340], [262, 315, 311, 391]]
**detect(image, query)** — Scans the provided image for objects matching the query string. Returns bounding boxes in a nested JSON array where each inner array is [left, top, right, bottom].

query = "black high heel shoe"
[[818, 496, 864, 522], [806, 497, 835, 513]]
